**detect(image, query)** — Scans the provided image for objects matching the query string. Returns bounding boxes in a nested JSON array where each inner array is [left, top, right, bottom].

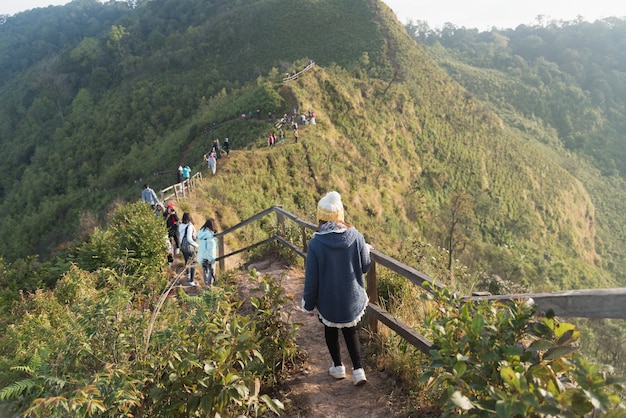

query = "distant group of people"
[[203, 137, 230, 175], [140, 184, 218, 287], [241, 109, 279, 122], [264, 108, 317, 147], [267, 130, 284, 147]]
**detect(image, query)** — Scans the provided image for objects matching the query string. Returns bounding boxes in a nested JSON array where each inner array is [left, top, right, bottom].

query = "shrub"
[[248, 272, 301, 385], [76, 202, 169, 294], [420, 283, 626, 417], [0, 207, 297, 417]]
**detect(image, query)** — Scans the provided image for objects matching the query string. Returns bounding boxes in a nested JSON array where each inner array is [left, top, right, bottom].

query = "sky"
[[1, 0, 626, 30], [383, 0, 626, 30]]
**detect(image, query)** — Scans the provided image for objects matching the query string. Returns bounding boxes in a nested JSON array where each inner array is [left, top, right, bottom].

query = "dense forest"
[[0, 0, 625, 414]]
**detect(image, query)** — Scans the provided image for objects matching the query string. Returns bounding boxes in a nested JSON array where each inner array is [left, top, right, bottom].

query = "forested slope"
[[406, 18, 626, 286]]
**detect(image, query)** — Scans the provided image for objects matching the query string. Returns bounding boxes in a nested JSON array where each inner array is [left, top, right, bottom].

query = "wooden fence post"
[[276, 206, 285, 236], [218, 235, 225, 273], [301, 226, 308, 269], [366, 260, 378, 335]]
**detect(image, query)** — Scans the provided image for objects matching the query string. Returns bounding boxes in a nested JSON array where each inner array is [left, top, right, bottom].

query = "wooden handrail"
[[205, 206, 626, 353], [466, 288, 626, 320], [159, 172, 203, 203]]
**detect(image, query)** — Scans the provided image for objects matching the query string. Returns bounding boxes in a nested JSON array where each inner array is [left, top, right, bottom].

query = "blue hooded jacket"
[[303, 227, 371, 325]]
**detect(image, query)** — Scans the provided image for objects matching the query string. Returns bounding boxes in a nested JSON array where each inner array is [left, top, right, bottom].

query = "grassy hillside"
[[409, 21, 626, 285]]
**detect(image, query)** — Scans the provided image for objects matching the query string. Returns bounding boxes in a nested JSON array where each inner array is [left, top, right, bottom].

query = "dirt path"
[[247, 260, 405, 418]]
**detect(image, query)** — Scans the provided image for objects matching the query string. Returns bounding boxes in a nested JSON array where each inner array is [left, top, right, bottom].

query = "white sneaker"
[[188, 281, 197, 287], [175, 248, 180, 255], [353, 368, 367, 386], [329, 364, 346, 379]]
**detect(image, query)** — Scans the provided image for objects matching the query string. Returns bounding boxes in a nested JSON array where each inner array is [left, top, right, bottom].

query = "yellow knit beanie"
[[317, 191, 345, 222]]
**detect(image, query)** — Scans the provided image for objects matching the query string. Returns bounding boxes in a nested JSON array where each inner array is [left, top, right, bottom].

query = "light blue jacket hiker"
[[197, 228, 217, 263]]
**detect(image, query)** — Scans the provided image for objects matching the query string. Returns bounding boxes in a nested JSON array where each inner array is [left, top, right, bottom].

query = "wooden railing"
[[282, 61, 316, 82], [159, 172, 203, 203], [214, 206, 626, 354]]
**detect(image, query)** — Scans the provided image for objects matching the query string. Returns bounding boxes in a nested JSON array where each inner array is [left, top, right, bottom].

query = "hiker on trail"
[[279, 129, 284, 145], [197, 218, 218, 286], [212, 138, 221, 159], [177, 166, 183, 183], [178, 212, 199, 287], [223, 137, 230, 155], [165, 234, 174, 266], [141, 184, 159, 208], [205, 151, 217, 175], [301, 191, 372, 386], [182, 165, 191, 180], [165, 203, 180, 254], [294, 129, 299, 143], [154, 202, 165, 217], [310, 111, 316, 125]]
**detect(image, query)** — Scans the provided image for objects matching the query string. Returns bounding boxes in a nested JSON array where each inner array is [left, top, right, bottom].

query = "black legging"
[[182, 250, 196, 282], [324, 325, 362, 370]]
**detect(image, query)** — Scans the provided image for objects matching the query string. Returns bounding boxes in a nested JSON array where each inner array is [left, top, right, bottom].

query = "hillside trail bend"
[[240, 259, 408, 418]]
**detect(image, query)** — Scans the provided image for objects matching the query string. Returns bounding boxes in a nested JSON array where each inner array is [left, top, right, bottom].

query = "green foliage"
[[0, 256, 70, 322], [376, 269, 413, 306], [76, 202, 168, 287], [420, 283, 626, 417], [248, 272, 301, 385], [0, 205, 300, 417]]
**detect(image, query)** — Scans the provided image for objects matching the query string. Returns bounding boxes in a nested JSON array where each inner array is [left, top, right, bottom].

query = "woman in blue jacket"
[[302, 191, 372, 386], [197, 218, 218, 286]]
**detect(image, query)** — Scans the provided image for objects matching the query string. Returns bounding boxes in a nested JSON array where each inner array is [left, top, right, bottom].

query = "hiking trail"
[[245, 259, 408, 418]]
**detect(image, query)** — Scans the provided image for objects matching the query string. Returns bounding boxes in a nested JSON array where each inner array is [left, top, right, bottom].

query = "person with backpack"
[[197, 218, 218, 286], [178, 212, 199, 286], [165, 204, 180, 254]]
